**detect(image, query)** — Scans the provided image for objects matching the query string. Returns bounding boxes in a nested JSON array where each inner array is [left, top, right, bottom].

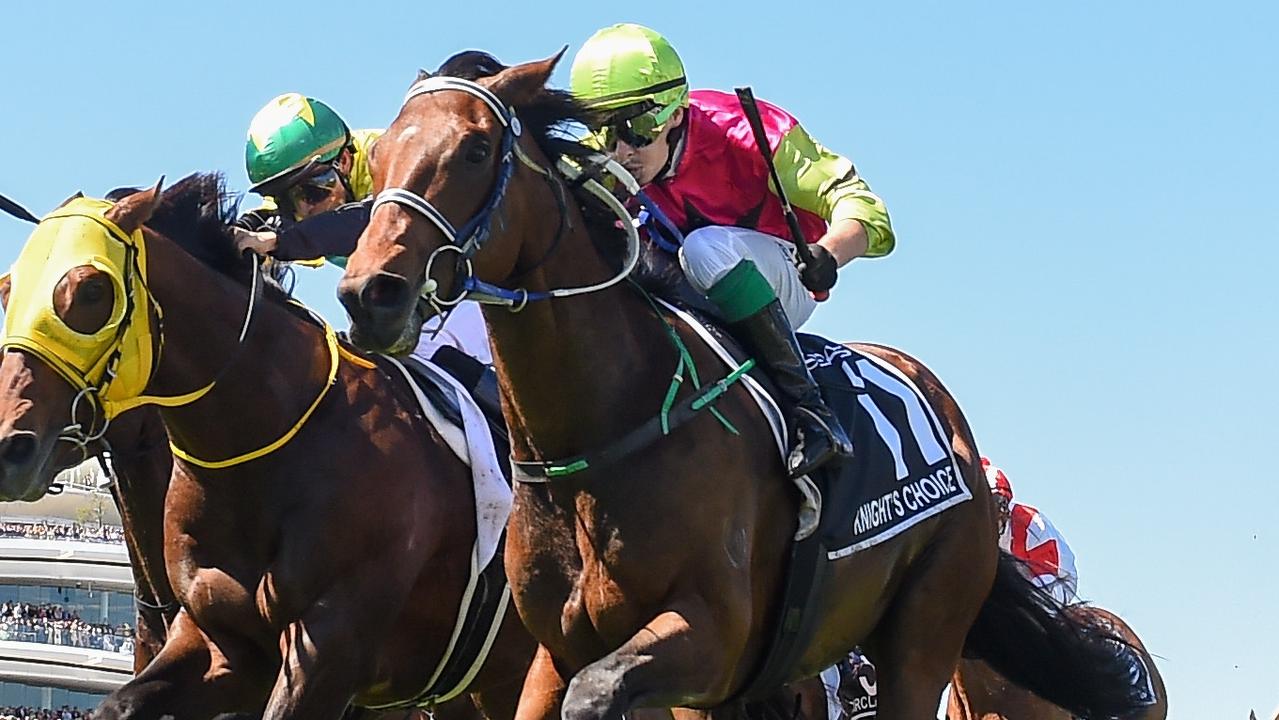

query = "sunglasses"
[[598, 104, 675, 150], [285, 165, 343, 207]]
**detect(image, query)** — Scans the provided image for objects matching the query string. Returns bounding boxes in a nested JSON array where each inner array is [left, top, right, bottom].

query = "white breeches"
[[409, 300, 493, 365], [678, 225, 817, 328]]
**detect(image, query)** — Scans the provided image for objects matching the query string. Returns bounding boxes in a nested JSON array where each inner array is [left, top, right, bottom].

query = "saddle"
[[412, 345, 509, 461]]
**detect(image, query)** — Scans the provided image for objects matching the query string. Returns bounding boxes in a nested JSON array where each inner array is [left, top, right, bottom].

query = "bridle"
[[369, 76, 641, 313], [0, 196, 346, 471]]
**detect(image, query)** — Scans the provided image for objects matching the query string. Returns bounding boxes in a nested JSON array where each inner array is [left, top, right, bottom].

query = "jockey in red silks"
[[570, 23, 895, 480], [983, 457, 1079, 604]]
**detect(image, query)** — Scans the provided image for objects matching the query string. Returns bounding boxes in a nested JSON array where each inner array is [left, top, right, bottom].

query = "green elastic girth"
[[516, 284, 757, 481], [705, 260, 777, 323], [634, 284, 740, 437], [546, 459, 590, 477]]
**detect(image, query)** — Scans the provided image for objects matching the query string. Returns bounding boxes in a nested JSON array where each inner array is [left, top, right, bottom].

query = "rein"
[[57, 242, 265, 465], [512, 281, 753, 482], [169, 318, 342, 469]]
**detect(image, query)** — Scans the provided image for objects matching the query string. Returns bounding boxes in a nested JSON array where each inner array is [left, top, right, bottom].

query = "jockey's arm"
[[770, 124, 895, 268], [270, 199, 371, 262], [1028, 507, 1080, 601], [235, 199, 373, 262], [818, 219, 870, 267]]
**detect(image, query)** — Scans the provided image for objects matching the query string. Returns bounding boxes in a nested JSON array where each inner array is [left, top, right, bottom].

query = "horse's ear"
[[53, 191, 85, 211], [413, 68, 431, 86], [0, 273, 10, 312], [487, 48, 566, 107], [105, 177, 164, 234]]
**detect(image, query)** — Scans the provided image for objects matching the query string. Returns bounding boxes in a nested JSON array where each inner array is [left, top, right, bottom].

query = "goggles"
[[598, 102, 678, 150], [285, 165, 344, 207]]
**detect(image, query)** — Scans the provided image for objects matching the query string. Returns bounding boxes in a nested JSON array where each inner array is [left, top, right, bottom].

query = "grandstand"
[[0, 460, 133, 715]]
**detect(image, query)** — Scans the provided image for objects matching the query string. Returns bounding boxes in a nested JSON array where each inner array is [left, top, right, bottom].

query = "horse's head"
[[338, 53, 564, 353], [0, 186, 162, 500]]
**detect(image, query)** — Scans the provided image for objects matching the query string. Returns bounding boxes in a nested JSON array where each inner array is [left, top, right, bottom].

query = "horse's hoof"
[[563, 671, 625, 720]]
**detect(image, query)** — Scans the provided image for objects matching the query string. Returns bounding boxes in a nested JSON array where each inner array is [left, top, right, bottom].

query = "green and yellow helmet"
[[570, 23, 689, 125], [245, 93, 350, 193]]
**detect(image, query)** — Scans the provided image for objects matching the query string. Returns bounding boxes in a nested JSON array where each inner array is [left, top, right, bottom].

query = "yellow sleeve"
[[772, 124, 896, 257], [252, 196, 279, 215], [347, 129, 385, 201]]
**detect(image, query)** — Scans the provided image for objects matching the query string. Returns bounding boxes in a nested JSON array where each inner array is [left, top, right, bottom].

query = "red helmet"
[[982, 457, 1013, 501]]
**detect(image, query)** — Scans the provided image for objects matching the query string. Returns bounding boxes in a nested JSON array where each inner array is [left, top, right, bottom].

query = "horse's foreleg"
[[130, 602, 173, 674], [260, 609, 369, 720], [515, 644, 569, 720], [561, 603, 737, 720], [96, 610, 268, 720], [945, 667, 973, 720]]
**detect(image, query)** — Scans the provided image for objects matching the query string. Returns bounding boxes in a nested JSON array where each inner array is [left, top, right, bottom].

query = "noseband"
[[370, 77, 642, 311]]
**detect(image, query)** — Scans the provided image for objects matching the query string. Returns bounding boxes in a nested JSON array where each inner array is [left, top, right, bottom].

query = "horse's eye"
[[465, 140, 491, 164], [80, 279, 107, 304]]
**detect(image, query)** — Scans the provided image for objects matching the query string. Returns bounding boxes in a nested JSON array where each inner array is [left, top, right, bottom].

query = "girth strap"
[[512, 358, 754, 482], [736, 529, 829, 701]]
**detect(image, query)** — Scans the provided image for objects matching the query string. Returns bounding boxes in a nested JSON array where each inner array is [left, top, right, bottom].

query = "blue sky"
[[2, 1, 1275, 716]]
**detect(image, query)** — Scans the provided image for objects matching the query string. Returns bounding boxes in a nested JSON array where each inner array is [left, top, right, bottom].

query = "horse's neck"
[[484, 225, 678, 463], [141, 232, 330, 467]]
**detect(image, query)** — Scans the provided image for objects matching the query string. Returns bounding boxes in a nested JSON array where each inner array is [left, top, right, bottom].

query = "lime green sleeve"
[[772, 124, 896, 257]]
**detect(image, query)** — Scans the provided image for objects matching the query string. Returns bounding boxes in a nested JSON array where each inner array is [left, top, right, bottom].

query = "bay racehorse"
[[948, 605, 1167, 720], [0, 176, 535, 719], [336, 53, 1150, 719], [0, 328, 457, 720]]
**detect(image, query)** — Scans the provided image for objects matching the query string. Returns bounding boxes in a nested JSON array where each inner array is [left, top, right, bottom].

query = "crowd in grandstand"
[[0, 603, 133, 655], [0, 520, 123, 545], [0, 707, 93, 719]]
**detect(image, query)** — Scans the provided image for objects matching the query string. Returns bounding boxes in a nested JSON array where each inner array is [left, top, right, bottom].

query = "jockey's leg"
[[410, 301, 503, 421], [412, 300, 494, 367], [680, 226, 851, 477]]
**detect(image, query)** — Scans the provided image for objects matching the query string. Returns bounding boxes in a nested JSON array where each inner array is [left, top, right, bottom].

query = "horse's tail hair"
[[963, 551, 1147, 719]]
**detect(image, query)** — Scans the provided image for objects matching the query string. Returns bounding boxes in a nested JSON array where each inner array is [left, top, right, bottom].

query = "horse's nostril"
[[1, 433, 37, 467], [362, 274, 411, 312]]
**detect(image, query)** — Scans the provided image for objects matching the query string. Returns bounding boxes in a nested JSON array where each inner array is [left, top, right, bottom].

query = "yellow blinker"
[[1, 197, 155, 418]]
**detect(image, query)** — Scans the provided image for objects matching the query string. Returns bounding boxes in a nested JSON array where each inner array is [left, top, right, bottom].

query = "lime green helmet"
[[570, 24, 689, 125], [245, 93, 350, 192]]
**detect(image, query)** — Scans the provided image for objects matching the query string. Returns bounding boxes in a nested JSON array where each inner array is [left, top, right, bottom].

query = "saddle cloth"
[[385, 354, 510, 570], [655, 298, 971, 559], [366, 354, 512, 708], [801, 337, 972, 559]]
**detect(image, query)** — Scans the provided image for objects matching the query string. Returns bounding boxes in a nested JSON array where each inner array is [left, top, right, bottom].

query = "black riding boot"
[[730, 299, 853, 478]]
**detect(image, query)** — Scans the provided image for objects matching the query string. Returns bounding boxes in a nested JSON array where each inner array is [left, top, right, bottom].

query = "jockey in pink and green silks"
[[570, 23, 896, 479]]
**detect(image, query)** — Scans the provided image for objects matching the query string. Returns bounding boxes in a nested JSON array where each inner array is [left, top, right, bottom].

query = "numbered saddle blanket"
[[651, 299, 972, 560], [802, 338, 972, 559]]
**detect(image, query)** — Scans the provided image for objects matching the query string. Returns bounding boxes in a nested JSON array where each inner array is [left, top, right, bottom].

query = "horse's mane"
[[143, 173, 294, 298]]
